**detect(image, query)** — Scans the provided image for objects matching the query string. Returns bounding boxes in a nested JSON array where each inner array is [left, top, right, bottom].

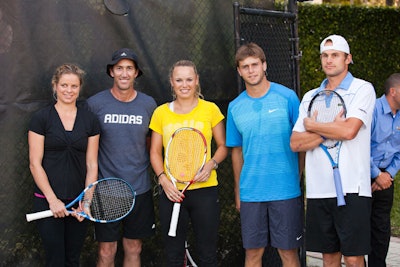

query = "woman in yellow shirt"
[[150, 60, 228, 266]]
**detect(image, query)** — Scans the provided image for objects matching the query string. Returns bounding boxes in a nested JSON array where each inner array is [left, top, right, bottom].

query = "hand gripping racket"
[[165, 127, 207, 237], [26, 177, 136, 223], [308, 90, 347, 206]]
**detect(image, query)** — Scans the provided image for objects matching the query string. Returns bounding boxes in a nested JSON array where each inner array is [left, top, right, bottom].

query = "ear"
[[345, 54, 353, 64], [390, 87, 397, 96], [237, 66, 242, 77], [263, 61, 267, 72]]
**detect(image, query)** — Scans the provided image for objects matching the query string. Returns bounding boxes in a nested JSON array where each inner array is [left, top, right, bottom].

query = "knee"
[[344, 256, 365, 267], [123, 239, 142, 255], [278, 249, 300, 267], [98, 242, 117, 261], [245, 248, 264, 265]]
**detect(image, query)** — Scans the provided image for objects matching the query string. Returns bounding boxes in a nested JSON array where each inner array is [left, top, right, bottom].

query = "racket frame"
[[164, 127, 207, 237], [26, 177, 136, 223], [308, 90, 347, 206]]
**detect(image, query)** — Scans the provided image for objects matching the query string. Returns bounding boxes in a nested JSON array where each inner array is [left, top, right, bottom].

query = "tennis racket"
[[165, 127, 207, 237], [308, 90, 347, 206], [104, 0, 130, 16], [26, 177, 135, 223], [184, 240, 198, 267]]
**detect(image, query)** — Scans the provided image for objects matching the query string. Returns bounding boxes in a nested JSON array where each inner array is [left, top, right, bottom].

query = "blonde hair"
[[52, 63, 85, 89], [169, 60, 203, 99]]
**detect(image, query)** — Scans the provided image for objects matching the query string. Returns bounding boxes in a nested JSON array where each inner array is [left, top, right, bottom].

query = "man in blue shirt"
[[368, 73, 400, 267], [226, 43, 303, 267]]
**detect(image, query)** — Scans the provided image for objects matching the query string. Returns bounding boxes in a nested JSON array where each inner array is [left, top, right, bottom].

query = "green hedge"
[[298, 4, 400, 97]]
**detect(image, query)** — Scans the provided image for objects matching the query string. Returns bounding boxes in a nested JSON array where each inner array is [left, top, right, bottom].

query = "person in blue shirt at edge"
[[368, 73, 400, 267], [226, 42, 304, 267]]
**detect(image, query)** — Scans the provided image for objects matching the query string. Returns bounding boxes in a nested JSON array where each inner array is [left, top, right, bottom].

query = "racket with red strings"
[[165, 127, 207, 237]]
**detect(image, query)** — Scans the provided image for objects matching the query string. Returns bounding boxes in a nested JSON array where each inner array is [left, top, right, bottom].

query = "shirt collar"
[[313, 72, 354, 97], [379, 94, 393, 115]]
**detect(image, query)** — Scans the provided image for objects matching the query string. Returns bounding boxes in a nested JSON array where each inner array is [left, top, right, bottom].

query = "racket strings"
[[167, 130, 206, 182], [309, 92, 345, 148], [87, 180, 134, 221], [310, 97, 344, 123]]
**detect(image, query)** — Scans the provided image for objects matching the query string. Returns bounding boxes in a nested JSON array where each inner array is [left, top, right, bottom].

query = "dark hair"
[[169, 60, 203, 99], [384, 73, 400, 95], [52, 63, 85, 89], [235, 42, 266, 67]]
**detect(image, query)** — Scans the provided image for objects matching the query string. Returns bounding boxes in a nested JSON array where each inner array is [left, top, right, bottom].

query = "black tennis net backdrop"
[[0, 1, 302, 266]]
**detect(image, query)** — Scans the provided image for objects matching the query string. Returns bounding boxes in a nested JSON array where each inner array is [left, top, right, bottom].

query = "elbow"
[[290, 140, 297, 152], [86, 161, 98, 173], [342, 128, 359, 140], [217, 144, 229, 161], [290, 138, 302, 152], [29, 161, 39, 174]]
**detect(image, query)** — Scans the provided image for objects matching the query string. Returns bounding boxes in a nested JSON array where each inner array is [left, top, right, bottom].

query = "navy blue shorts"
[[95, 189, 155, 241], [240, 196, 304, 250], [306, 194, 371, 256]]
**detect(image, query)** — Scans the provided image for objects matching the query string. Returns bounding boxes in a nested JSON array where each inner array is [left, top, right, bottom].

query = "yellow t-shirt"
[[149, 99, 224, 190]]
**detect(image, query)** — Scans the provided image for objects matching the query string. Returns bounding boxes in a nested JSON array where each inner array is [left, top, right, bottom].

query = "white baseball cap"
[[320, 35, 350, 54], [320, 34, 353, 63]]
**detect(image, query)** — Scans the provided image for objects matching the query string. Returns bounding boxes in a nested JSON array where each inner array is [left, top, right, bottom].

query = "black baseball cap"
[[106, 48, 143, 77]]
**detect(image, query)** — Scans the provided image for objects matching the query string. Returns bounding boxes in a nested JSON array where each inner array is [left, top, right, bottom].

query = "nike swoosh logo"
[[268, 108, 278, 113], [296, 235, 303, 241]]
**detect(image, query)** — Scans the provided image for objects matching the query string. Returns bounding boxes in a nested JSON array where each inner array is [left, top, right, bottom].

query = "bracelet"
[[157, 171, 166, 179], [157, 171, 166, 184], [211, 158, 218, 170]]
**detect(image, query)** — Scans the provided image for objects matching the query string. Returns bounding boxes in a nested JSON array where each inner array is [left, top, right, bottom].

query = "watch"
[[211, 158, 218, 170]]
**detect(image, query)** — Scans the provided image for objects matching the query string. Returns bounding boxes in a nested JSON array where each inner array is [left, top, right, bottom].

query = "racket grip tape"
[[26, 210, 54, 222], [168, 203, 182, 237], [333, 168, 346, 206]]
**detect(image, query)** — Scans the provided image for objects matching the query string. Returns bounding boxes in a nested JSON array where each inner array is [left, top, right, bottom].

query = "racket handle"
[[333, 168, 346, 206], [168, 203, 181, 237], [26, 210, 54, 222]]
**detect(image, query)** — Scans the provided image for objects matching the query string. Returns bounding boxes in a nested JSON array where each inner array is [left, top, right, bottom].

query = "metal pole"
[[233, 2, 243, 94]]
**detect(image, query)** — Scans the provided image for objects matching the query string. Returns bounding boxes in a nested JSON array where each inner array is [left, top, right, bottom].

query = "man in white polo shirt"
[[290, 35, 376, 267]]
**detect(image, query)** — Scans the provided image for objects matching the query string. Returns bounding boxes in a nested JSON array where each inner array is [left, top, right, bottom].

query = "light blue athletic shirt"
[[226, 82, 301, 202]]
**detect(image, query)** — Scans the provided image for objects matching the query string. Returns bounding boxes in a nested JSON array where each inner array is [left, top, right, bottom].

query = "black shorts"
[[95, 190, 155, 241], [306, 194, 371, 256]]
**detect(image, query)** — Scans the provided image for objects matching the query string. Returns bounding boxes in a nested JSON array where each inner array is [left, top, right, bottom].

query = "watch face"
[[212, 159, 218, 169]]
